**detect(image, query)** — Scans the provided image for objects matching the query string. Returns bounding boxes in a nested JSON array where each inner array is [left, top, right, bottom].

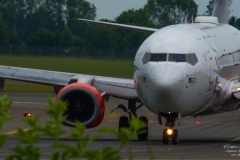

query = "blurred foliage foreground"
[[0, 95, 154, 160]]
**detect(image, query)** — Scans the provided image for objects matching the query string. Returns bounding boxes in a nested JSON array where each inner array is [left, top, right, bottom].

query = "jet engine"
[[55, 83, 105, 128]]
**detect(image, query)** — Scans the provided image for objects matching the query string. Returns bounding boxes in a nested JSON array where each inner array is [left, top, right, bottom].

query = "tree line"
[[0, 0, 239, 53]]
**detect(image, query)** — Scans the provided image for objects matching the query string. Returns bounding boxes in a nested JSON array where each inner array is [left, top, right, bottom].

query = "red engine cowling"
[[55, 83, 105, 128]]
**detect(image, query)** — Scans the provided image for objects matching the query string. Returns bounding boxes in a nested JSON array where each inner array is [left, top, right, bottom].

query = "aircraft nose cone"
[[149, 64, 184, 101]]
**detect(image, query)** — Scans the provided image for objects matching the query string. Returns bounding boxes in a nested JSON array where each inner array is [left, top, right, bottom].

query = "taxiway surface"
[[1, 93, 240, 159]]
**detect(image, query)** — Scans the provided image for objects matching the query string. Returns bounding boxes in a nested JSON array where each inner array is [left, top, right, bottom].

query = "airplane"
[[0, 0, 239, 145]]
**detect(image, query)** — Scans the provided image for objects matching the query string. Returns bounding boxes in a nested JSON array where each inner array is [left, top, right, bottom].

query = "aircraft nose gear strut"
[[111, 99, 148, 141], [160, 112, 181, 145]]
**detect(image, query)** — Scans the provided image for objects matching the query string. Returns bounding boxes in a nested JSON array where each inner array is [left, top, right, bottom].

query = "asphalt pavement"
[[1, 93, 240, 159]]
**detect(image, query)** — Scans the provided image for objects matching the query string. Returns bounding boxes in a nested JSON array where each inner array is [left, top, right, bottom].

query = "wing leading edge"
[[78, 18, 159, 34], [0, 65, 138, 99]]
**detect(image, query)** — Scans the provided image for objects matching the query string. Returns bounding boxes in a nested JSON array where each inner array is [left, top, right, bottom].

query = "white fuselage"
[[134, 22, 240, 117]]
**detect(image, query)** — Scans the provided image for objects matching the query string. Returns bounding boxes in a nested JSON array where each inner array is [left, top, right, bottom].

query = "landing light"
[[237, 88, 240, 92], [167, 129, 173, 135], [23, 112, 32, 117]]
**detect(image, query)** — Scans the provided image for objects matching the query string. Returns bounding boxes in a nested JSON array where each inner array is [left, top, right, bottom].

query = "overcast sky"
[[86, 0, 240, 21]]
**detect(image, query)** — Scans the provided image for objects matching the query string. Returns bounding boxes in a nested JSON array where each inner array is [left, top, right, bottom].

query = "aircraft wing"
[[78, 18, 159, 34], [0, 65, 138, 100]]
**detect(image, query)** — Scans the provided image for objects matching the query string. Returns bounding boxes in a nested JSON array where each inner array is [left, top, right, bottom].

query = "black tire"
[[172, 129, 178, 145], [137, 116, 148, 141], [118, 116, 129, 132], [163, 129, 169, 144]]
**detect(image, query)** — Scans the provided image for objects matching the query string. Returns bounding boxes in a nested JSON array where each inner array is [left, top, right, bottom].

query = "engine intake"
[[55, 83, 105, 128]]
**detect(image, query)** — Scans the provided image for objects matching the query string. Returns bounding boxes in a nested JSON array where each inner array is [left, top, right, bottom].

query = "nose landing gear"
[[159, 112, 180, 145], [112, 101, 181, 144]]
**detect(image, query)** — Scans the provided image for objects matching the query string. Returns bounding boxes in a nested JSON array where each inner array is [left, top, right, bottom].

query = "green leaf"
[[0, 95, 12, 129], [0, 135, 7, 148], [70, 121, 86, 139], [101, 147, 121, 160], [83, 150, 100, 160], [50, 152, 60, 160], [46, 99, 67, 125], [22, 115, 40, 127], [7, 145, 40, 160]]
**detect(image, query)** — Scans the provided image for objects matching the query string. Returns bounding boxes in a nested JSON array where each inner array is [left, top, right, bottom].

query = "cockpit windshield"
[[142, 52, 198, 65], [169, 54, 186, 62], [142, 53, 167, 65], [150, 54, 167, 62]]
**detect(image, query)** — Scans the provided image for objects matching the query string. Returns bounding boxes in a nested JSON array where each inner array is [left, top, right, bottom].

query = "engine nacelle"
[[55, 83, 105, 128], [194, 101, 240, 116], [218, 102, 240, 112]]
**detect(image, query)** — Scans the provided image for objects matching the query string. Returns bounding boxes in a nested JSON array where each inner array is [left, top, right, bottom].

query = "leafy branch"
[[0, 96, 153, 160]]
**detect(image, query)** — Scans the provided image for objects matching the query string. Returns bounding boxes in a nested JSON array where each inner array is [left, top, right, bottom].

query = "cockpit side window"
[[142, 52, 151, 65], [187, 54, 193, 65], [190, 53, 198, 65], [186, 53, 198, 65], [169, 54, 186, 62]]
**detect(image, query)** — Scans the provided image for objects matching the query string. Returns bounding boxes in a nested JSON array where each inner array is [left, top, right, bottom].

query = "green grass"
[[3, 83, 54, 93], [0, 55, 134, 93], [0, 55, 134, 78]]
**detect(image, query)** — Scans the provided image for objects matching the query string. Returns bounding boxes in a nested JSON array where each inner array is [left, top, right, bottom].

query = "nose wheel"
[[163, 129, 178, 144], [163, 129, 169, 144], [172, 129, 178, 144]]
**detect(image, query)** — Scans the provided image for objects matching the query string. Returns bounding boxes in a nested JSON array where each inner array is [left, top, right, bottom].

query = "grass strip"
[[3, 84, 54, 93]]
